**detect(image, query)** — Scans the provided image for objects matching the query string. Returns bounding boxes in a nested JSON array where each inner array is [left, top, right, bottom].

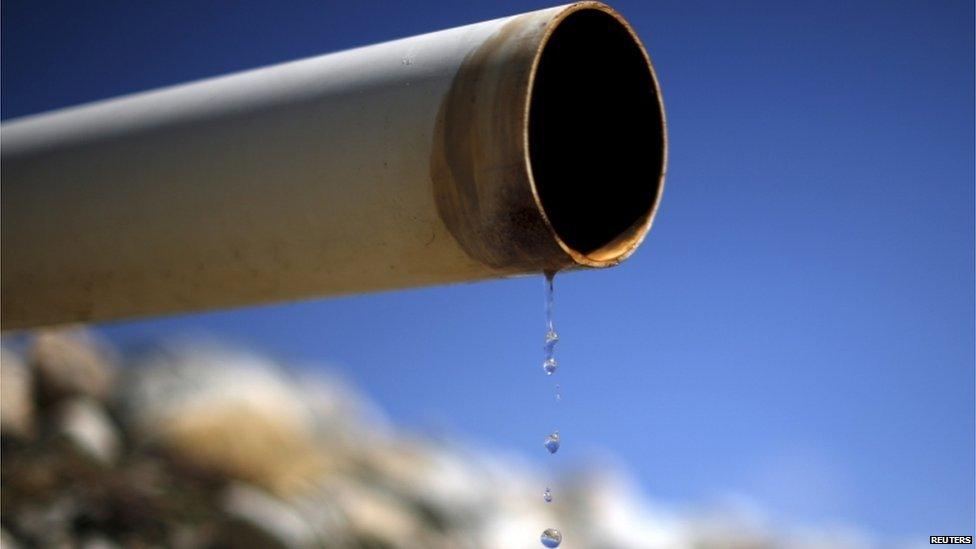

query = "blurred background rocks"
[[1, 329, 869, 548]]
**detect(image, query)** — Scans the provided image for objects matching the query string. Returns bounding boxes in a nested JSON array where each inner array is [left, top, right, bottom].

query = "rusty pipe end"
[[527, 2, 668, 269], [432, 2, 667, 274]]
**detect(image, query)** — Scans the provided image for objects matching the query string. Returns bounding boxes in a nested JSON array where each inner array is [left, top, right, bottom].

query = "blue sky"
[[3, 0, 973, 541]]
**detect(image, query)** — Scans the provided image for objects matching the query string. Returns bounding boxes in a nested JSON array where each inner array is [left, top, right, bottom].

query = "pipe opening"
[[528, 8, 665, 263]]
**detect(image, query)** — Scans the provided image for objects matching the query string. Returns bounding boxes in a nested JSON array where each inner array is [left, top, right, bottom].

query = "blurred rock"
[[0, 528, 20, 549], [30, 329, 116, 403], [54, 397, 121, 465], [292, 371, 392, 448], [78, 535, 121, 549], [318, 476, 427, 547], [119, 342, 336, 494], [218, 483, 319, 549], [12, 497, 78, 548], [1, 347, 34, 438], [0, 334, 875, 549]]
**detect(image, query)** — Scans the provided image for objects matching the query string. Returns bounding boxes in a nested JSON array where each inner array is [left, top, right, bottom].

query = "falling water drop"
[[542, 274, 561, 384], [544, 274, 558, 355], [554, 384, 561, 402], [540, 528, 562, 548], [544, 329, 559, 354], [543, 487, 553, 503], [544, 430, 560, 454]]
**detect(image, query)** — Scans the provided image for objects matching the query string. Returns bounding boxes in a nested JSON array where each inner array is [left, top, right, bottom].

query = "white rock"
[[55, 397, 121, 465], [310, 476, 426, 548], [220, 483, 320, 548]]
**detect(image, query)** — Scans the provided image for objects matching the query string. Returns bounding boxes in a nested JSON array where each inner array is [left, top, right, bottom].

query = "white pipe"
[[1, 1, 667, 329]]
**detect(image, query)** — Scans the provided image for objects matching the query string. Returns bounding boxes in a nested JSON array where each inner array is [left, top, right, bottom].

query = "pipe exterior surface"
[[2, 2, 666, 329]]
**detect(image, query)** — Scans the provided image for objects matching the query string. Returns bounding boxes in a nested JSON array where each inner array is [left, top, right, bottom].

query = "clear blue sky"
[[3, 0, 973, 541]]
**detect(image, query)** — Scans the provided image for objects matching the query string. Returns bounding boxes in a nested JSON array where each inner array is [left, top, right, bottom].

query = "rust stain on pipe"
[[432, 2, 667, 274], [431, 11, 565, 274]]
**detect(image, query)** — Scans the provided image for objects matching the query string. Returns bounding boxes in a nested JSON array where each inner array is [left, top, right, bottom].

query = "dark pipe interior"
[[529, 9, 665, 256]]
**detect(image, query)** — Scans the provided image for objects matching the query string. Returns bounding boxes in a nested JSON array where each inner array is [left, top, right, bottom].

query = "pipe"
[[1, 2, 667, 330]]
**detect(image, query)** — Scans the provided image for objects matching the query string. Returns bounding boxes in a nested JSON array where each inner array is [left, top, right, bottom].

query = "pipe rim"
[[523, 1, 668, 269]]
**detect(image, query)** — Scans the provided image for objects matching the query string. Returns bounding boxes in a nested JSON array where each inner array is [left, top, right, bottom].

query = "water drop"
[[544, 274, 556, 334], [540, 528, 562, 548], [542, 274, 560, 377], [554, 384, 561, 402], [543, 487, 552, 503], [544, 329, 559, 354], [544, 431, 560, 454]]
